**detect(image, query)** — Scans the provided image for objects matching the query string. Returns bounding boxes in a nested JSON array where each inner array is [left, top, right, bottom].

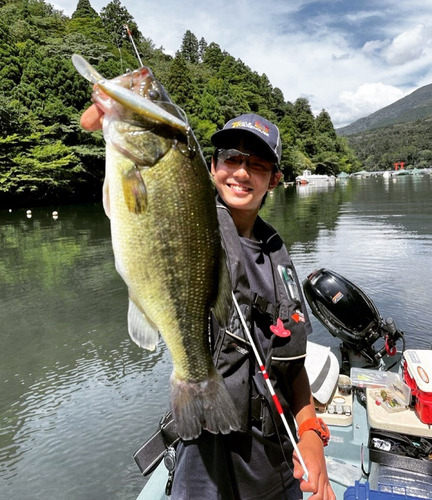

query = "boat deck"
[[305, 389, 370, 498]]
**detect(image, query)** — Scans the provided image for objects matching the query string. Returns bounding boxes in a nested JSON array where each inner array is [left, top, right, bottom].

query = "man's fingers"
[[81, 103, 104, 131]]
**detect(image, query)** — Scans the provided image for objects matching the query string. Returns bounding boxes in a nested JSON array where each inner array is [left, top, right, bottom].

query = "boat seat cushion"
[[305, 341, 339, 404]]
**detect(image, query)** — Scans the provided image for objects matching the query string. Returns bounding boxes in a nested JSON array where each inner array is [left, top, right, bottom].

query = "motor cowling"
[[303, 268, 403, 366]]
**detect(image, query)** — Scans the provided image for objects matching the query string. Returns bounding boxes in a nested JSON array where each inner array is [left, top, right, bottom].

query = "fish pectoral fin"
[[102, 177, 111, 219], [127, 298, 159, 350], [122, 168, 147, 215]]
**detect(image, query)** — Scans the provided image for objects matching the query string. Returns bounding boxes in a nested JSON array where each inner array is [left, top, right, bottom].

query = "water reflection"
[[1, 337, 170, 499], [267, 177, 432, 352], [1, 178, 432, 499], [295, 182, 337, 197]]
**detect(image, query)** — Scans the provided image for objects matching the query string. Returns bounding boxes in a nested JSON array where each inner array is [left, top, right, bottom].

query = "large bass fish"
[[72, 55, 239, 440]]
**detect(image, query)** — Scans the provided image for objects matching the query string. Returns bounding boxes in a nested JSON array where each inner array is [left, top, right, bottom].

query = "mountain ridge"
[[337, 83, 432, 136]]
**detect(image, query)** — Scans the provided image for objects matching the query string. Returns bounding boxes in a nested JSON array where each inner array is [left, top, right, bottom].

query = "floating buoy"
[[52, 211, 58, 216], [8, 209, 12, 213], [52, 211, 59, 220], [26, 209, 32, 219]]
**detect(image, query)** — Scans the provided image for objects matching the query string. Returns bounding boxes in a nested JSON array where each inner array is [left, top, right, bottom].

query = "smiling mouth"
[[228, 183, 252, 193]]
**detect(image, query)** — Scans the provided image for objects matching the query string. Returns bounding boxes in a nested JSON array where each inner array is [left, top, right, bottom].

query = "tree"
[[71, 0, 98, 19], [100, 0, 142, 50], [291, 150, 313, 176], [180, 30, 199, 64], [315, 109, 337, 140], [293, 97, 315, 137], [203, 42, 224, 70], [198, 37, 207, 62], [293, 97, 316, 156], [197, 92, 223, 123], [167, 54, 195, 112], [270, 87, 290, 117], [278, 114, 297, 180], [0, 21, 21, 95]]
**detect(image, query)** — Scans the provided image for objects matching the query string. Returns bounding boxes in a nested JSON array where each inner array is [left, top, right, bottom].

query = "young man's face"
[[211, 138, 281, 214]]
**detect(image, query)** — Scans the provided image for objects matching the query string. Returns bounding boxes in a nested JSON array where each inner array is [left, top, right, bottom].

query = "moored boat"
[[296, 169, 336, 185]]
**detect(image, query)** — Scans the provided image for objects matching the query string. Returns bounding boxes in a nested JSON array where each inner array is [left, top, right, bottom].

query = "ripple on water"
[[0, 338, 171, 499]]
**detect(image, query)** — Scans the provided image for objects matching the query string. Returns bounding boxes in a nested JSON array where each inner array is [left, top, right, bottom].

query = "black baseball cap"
[[211, 113, 282, 166]]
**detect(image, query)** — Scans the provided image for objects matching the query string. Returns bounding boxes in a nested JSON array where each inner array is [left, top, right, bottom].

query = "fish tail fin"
[[170, 366, 241, 440], [212, 249, 232, 329], [127, 297, 159, 350]]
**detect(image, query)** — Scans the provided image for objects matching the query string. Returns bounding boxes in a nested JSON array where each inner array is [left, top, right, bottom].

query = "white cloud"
[[332, 83, 405, 127], [345, 10, 386, 23], [383, 24, 432, 65], [362, 39, 390, 55]]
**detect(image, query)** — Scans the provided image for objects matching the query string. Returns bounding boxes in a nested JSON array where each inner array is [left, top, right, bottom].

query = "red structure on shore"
[[394, 161, 405, 170]]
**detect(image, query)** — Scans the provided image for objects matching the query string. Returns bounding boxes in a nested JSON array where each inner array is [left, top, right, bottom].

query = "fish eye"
[[148, 89, 161, 101]]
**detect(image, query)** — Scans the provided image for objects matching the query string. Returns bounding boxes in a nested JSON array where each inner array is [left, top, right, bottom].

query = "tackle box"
[[344, 481, 423, 499], [403, 350, 432, 424]]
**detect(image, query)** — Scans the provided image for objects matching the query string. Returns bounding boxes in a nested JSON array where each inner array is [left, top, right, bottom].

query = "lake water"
[[1, 174, 431, 500]]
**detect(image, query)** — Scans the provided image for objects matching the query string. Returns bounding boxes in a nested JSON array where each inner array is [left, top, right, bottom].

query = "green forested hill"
[[0, 0, 359, 207], [342, 117, 432, 170], [336, 82, 432, 170]]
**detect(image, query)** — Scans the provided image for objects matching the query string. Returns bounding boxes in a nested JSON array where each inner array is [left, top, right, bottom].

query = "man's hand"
[[81, 103, 104, 131], [293, 431, 335, 500]]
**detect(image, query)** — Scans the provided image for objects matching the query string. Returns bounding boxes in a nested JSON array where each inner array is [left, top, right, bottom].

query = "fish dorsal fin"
[[212, 248, 233, 329], [127, 297, 159, 350]]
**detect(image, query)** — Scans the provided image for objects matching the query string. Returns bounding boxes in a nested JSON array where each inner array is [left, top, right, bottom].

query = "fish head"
[[94, 66, 187, 127], [72, 54, 189, 167], [94, 66, 189, 168]]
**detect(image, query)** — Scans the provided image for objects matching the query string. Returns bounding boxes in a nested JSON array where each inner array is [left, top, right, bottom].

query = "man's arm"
[[290, 366, 335, 500]]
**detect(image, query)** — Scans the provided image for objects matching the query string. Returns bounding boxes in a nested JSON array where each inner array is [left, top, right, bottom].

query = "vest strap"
[[251, 293, 279, 321]]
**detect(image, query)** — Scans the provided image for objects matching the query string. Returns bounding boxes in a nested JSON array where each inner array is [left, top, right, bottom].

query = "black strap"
[[252, 293, 279, 320], [160, 411, 179, 447], [133, 411, 179, 476]]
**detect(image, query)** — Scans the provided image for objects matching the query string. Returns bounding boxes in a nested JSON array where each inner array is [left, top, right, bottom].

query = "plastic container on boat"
[[351, 369, 411, 406], [369, 463, 432, 499], [403, 350, 432, 424], [350, 368, 390, 389], [344, 481, 423, 499]]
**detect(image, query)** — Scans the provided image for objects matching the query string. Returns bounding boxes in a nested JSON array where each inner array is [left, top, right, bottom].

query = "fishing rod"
[[124, 24, 143, 67], [231, 292, 310, 481]]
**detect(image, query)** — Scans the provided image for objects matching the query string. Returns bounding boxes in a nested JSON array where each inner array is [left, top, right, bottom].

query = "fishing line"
[[124, 24, 143, 67], [231, 292, 310, 480]]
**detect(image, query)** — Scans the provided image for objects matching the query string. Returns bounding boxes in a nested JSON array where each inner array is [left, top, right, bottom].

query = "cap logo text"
[[231, 120, 270, 137]]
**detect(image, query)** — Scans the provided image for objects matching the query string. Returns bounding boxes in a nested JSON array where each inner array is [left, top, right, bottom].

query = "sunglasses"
[[217, 149, 276, 173]]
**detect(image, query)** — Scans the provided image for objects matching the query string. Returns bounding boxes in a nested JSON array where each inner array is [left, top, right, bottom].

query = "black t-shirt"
[[171, 236, 304, 499]]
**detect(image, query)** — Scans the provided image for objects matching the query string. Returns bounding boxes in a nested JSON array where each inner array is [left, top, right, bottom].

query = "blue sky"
[[53, 0, 432, 127]]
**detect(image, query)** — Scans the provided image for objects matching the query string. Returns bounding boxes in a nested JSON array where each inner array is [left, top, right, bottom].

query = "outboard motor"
[[303, 269, 405, 370]]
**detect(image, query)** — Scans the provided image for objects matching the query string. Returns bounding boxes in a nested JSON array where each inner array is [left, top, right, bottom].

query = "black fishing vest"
[[212, 202, 308, 437]]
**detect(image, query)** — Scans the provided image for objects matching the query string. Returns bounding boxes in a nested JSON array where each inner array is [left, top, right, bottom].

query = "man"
[[81, 106, 334, 499]]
